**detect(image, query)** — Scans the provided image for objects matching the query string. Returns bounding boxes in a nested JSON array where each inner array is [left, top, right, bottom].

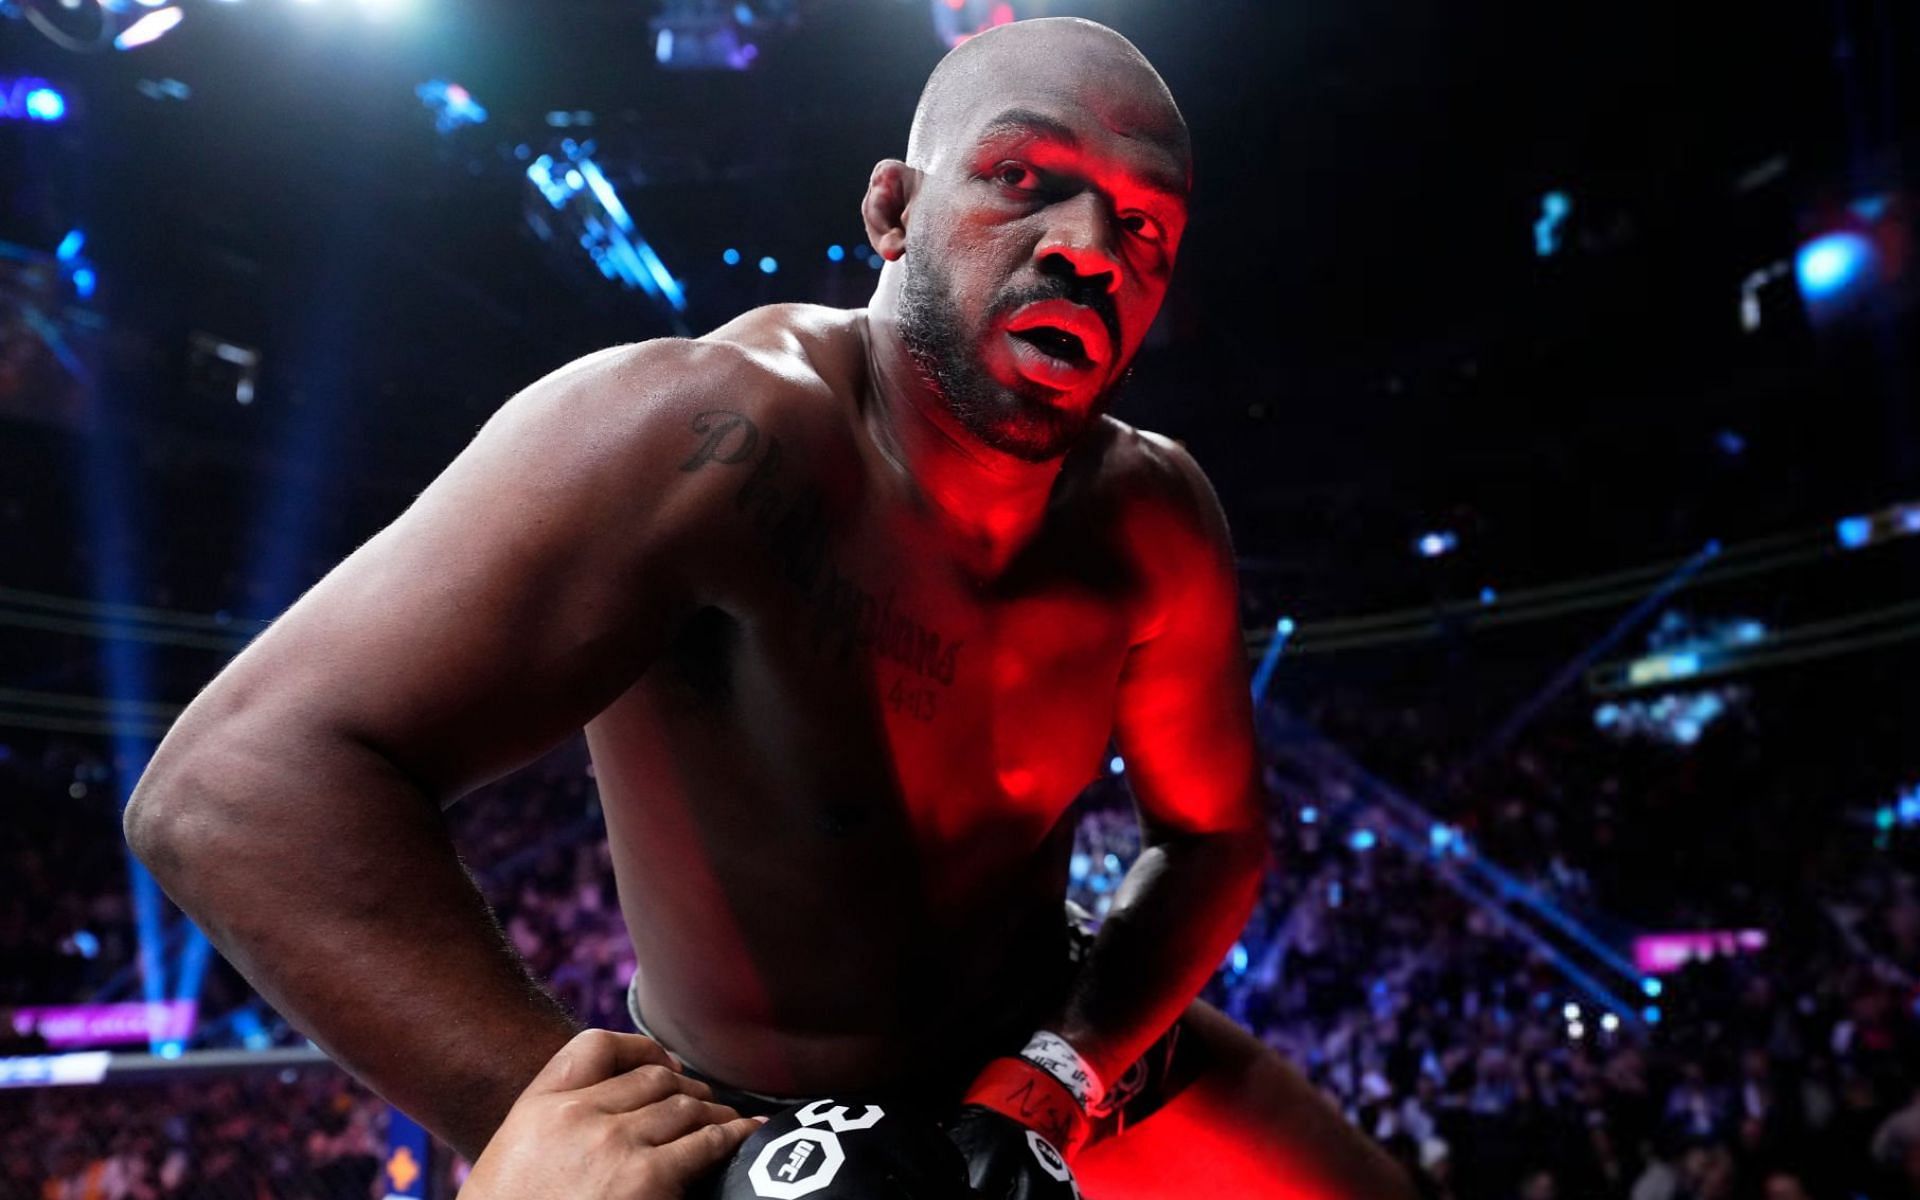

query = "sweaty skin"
[[126, 18, 1412, 1197]]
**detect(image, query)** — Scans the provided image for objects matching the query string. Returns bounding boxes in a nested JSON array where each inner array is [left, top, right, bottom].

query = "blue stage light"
[[1348, 828, 1377, 853], [1230, 943, 1249, 974], [1534, 191, 1571, 257], [1479, 586, 1497, 604], [157, 1041, 184, 1059], [1796, 232, 1874, 302], [1642, 1006, 1661, 1025], [722, 248, 741, 265], [1837, 515, 1873, 549], [25, 87, 67, 121], [417, 80, 488, 135], [1299, 805, 1318, 825], [1108, 755, 1124, 774], [827, 244, 845, 262], [1416, 530, 1458, 558], [57, 231, 85, 262], [1641, 978, 1662, 998], [758, 256, 778, 274]]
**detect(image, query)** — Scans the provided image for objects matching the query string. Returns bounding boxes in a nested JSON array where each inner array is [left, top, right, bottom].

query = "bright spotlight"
[[1415, 530, 1459, 559], [827, 244, 846, 262], [114, 7, 185, 50], [722, 248, 741, 266], [758, 256, 778, 274], [1796, 231, 1875, 302], [24, 87, 67, 122]]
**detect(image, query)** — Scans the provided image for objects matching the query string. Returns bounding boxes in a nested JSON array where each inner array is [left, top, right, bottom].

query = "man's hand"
[[462, 1030, 764, 1200]]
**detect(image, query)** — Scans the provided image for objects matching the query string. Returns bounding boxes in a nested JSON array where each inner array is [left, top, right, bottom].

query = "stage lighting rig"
[[524, 138, 688, 324]]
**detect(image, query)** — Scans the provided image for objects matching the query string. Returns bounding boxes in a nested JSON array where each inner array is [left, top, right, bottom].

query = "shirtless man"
[[125, 17, 1411, 1198]]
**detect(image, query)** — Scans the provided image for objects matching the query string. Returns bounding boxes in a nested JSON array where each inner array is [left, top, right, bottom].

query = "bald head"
[[906, 18, 1190, 177]]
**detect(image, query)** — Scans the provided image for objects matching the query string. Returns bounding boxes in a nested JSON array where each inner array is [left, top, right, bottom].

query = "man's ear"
[[861, 159, 917, 262]]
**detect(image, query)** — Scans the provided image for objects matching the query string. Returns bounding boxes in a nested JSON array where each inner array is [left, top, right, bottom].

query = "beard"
[[897, 255, 1126, 463]]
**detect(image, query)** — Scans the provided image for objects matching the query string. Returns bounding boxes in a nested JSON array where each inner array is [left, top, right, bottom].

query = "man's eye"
[[994, 163, 1038, 190], [1122, 214, 1165, 243]]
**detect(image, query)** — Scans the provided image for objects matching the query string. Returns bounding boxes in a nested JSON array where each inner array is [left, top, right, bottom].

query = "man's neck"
[[857, 305, 1065, 569]]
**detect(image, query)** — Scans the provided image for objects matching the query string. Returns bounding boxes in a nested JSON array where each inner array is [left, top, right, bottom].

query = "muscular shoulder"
[[696, 303, 867, 402], [513, 308, 858, 482], [1073, 416, 1238, 637], [1079, 417, 1232, 552], [537, 312, 848, 439]]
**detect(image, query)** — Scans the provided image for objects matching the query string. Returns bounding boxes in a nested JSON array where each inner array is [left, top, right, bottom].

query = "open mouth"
[[1008, 325, 1092, 367]]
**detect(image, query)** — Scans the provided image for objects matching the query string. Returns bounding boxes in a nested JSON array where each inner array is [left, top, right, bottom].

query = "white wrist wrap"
[[1017, 1030, 1105, 1113]]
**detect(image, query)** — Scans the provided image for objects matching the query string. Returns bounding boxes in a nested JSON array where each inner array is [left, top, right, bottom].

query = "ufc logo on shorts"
[[776, 1139, 816, 1180]]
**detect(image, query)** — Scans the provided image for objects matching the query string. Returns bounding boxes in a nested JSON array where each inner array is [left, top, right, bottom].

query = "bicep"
[[1109, 447, 1262, 841], [187, 343, 724, 798]]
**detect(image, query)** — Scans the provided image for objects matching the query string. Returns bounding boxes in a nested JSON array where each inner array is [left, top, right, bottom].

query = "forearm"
[[1049, 827, 1267, 1083], [126, 725, 579, 1159]]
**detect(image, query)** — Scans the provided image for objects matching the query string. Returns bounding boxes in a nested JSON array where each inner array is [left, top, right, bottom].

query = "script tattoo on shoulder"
[[682, 410, 962, 699]]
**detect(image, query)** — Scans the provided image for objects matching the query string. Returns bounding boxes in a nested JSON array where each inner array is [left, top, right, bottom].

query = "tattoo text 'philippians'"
[[683, 410, 962, 689]]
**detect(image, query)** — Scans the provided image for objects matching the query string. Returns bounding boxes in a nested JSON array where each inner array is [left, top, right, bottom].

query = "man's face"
[[898, 81, 1189, 462]]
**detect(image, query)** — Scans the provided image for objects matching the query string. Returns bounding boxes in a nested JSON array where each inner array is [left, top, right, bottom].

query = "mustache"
[[990, 280, 1122, 356]]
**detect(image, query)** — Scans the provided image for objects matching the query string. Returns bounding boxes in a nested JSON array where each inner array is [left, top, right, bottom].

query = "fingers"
[[623, 1091, 750, 1147], [528, 1029, 680, 1095], [646, 1115, 765, 1184], [581, 1061, 719, 1113]]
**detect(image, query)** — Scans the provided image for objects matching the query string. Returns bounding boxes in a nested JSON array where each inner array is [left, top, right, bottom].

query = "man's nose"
[[1034, 192, 1122, 295]]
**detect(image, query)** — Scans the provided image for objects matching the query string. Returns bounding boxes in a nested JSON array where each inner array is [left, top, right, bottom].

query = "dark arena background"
[[3, 1, 1920, 1197]]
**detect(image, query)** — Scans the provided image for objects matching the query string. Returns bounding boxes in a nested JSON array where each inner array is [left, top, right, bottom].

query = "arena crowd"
[[4, 644, 1917, 1199]]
